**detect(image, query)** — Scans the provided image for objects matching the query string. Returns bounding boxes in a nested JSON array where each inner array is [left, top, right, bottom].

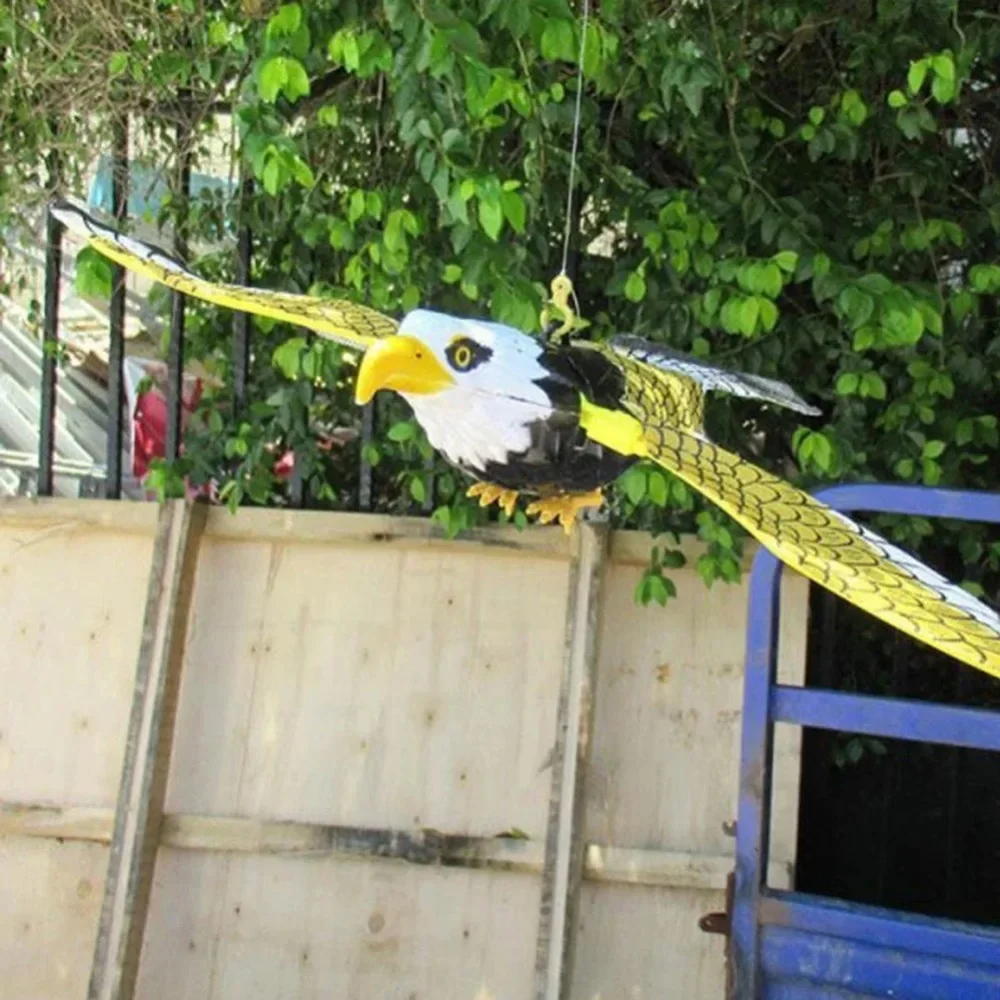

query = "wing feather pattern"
[[616, 358, 1000, 678], [49, 199, 398, 350], [609, 335, 821, 417]]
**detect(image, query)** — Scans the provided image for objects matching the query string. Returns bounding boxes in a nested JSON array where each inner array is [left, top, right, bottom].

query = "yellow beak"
[[354, 336, 456, 405]]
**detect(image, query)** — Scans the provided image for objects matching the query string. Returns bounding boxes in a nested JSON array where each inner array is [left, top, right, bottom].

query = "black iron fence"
[[31, 127, 401, 513]]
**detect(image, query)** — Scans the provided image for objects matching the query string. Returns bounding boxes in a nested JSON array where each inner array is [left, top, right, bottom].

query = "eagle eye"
[[445, 336, 492, 373]]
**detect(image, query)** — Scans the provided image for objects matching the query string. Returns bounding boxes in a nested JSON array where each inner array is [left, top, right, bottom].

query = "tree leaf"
[[289, 155, 314, 187], [501, 189, 526, 233], [388, 421, 416, 442], [623, 466, 647, 505], [540, 20, 575, 61], [907, 58, 928, 95], [75, 247, 113, 299], [624, 271, 647, 303], [838, 286, 875, 330], [931, 52, 955, 83], [853, 325, 876, 351], [348, 189, 366, 224], [648, 470, 668, 506], [861, 372, 886, 400], [317, 104, 340, 126], [283, 57, 310, 100], [932, 73, 955, 103], [761, 262, 782, 298], [737, 295, 759, 336], [758, 297, 778, 332], [267, 3, 302, 41], [273, 337, 306, 379], [259, 56, 288, 102], [773, 250, 798, 273], [836, 372, 860, 396], [478, 196, 504, 241], [719, 296, 743, 334]]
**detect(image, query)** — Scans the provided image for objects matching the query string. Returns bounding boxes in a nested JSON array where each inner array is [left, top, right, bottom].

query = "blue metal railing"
[[732, 483, 1000, 999]]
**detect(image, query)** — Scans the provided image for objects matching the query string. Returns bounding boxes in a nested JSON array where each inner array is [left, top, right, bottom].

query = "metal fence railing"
[[34, 124, 424, 514]]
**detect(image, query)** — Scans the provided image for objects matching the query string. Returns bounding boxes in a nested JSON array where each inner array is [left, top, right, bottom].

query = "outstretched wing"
[[49, 199, 398, 351], [608, 335, 821, 417], [582, 354, 1000, 678]]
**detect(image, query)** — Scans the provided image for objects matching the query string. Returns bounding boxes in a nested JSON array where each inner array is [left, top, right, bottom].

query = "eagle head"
[[353, 309, 552, 469]]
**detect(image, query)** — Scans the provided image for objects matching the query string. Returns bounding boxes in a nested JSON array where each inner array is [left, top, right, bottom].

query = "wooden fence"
[[0, 498, 808, 999]]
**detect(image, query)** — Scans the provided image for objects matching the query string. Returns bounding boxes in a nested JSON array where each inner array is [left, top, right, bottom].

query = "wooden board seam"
[[0, 801, 794, 891]]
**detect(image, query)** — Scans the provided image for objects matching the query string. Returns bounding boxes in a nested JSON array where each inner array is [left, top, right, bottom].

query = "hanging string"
[[541, 0, 590, 336], [559, 0, 590, 280]]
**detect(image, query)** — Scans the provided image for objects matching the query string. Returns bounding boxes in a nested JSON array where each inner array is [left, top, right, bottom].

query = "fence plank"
[[534, 522, 608, 1000], [0, 500, 808, 1000], [86, 499, 207, 1000]]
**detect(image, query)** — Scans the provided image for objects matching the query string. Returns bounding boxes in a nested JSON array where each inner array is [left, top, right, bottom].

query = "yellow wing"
[[49, 199, 398, 350], [592, 351, 1000, 679]]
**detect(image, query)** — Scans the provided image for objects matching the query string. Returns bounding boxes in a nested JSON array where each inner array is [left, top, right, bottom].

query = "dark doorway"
[[795, 580, 1000, 927]]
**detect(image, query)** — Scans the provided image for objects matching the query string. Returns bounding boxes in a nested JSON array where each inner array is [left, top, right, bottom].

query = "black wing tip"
[[611, 333, 824, 416], [48, 197, 96, 236]]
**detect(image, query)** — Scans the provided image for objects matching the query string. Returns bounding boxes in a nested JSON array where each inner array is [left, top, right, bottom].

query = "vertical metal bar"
[[877, 634, 908, 905], [944, 666, 973, 910], [232, 175, 252, 411], [814, 592, 838, 689], [792, 586, 836, 901], [731, 552, 783, 1000], [38, 151, 63, 497], [289, 461, 306, 508], [165, 124, 191, 462], [105, 116, 129, 499], [422, 454, 435, 514], [17, 468, 35, 497], [358, 401, 374, 511]]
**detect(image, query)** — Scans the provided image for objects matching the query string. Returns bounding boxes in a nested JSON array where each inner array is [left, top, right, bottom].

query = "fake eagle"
[[50, 199, 1000, 679]]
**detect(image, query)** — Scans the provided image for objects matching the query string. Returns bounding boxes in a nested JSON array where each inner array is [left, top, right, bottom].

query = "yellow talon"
[[524, 489, 605, 535], [466, 482, 519, 518]]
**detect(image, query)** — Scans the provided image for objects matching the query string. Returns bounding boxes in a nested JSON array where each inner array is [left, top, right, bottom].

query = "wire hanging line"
[[559, 0, 591, 281]]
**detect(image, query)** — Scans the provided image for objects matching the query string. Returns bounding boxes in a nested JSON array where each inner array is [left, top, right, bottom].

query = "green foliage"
[[4, 0, 999, 614], [74, 246, 114, 300]]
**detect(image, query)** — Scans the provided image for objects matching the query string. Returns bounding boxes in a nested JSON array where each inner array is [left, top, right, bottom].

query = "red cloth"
[[131, 369, 203, 479]]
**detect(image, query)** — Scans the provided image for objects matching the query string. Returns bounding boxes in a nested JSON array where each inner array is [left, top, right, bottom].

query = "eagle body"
[[50, 198, 1000, 680]]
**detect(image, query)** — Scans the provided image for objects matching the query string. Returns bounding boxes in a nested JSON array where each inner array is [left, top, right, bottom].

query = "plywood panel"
[[571, 558, 808, 1000], [573, 882, 728, 1000], [0, 501, 811, 1000], [0, 502, 155, 806], [0, 838, 109, 1000], [584, 561, 806, 858], [137, 849, 538, 1000], [167, 536, 571, 838]]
